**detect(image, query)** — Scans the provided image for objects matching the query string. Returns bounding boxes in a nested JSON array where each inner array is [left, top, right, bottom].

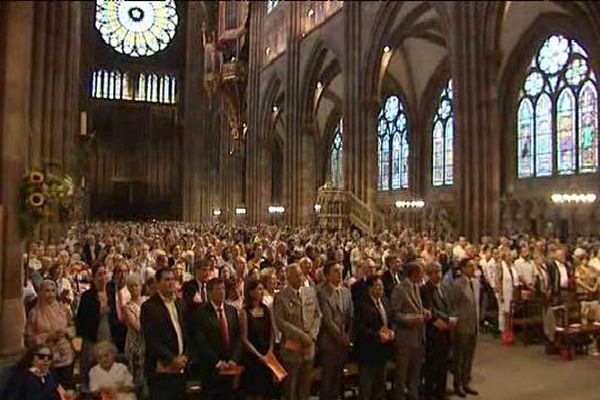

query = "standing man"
[[140, 268, 188, 400], [317, 261, 353, 400], [422, 262, 455, 400], [182, 258, 212, 311], [354, 276, 394, 400], [351, 259, 376, 306], [452, 258, 480, 397], [274, 264, 322, 400], [190, 278, 242, 400], [382, 254, 403, 300], [391, 261, 429, 400]]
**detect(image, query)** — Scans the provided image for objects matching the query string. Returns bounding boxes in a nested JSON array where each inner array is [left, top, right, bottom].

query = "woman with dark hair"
[[240, 279, 276, 400], [8, 344, 62, 400]]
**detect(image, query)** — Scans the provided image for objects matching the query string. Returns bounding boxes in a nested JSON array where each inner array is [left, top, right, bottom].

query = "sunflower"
[[27, 192, 45, 208], [28, 171, 45, 185]]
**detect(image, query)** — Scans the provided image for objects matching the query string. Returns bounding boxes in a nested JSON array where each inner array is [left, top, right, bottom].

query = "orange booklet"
[[283, 339, 302, 352], [263, 352, 287, 382]]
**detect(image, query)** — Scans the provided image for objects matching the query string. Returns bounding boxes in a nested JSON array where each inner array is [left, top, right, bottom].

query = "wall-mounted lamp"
[[314, 204, 322, 213], [383, 45, 391, 54], [212, 208, 222, 216], [395, 200, 425, 209], [316, 81, 323, 90], [268, 205, 285, 214], [235, 207, 247, 216], [551, 193, 596, 204], [307, 8, 315, 17], [272, 105, 279, 113]]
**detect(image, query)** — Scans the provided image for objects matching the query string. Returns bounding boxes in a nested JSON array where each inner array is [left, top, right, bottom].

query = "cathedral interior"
[[0, 1, 600, 398]]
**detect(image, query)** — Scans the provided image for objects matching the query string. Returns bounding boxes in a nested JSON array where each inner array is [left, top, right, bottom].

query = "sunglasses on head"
[[35, 353, 52, 360]]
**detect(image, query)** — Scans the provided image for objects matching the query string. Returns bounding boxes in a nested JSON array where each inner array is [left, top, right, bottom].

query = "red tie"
[[217, 307, 230, 351]]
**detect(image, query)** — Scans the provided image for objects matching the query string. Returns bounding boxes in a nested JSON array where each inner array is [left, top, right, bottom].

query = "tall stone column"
[[342, 3, 378, 207], [246, 2, 266, 223], [182, 2, 207, 222], [0, 2, 34, 361], [448, 2, 502, 239], [283, 3, 303, 226], [29, 2, 81, 173]]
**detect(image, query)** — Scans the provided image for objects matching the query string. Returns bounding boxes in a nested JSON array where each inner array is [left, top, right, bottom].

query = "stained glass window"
[[95, 0, 178, 58], [377, 95, 409, 190], [330, 119, 344, 188], [267, 0, 282, 14], [432, 80, 454, 186], [517, 34, 599, 177], [91, 70, 176, 104]]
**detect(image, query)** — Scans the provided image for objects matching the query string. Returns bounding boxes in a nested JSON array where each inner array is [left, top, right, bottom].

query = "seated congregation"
[[4, 221, 600, 400]]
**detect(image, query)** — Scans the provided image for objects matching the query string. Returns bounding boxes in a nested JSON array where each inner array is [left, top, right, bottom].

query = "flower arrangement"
[[20, 168, 81, 237]]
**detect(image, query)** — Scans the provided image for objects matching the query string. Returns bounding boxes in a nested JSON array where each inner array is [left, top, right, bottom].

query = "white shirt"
[[160, 294, 184, 355], [514, 257, 537, 287], [590, 257, 600, 273], [88, 362, 135, 400], [556, 261, 569, 289], [481, 258, 497, 290]]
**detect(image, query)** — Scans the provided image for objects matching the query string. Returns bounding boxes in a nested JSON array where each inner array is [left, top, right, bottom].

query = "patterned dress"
[[124, 299, 146, 387]]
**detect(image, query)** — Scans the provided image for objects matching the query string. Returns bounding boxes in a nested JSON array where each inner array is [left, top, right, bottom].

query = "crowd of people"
[[5, 221, 600, 400]]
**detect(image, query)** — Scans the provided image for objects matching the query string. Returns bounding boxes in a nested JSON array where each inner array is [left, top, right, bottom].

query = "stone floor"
[[468, 335, 599, 400]]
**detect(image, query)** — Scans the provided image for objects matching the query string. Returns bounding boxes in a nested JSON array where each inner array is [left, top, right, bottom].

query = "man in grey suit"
[[317, 261, 353, 400], [274, 264, 322, 400], [452, 258, 480, 397], [391, 261, 430, 400]]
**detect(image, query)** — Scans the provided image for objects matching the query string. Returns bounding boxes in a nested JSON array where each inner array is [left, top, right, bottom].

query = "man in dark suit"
[[452, 258, 479, 397], [351, 258, 376, 306], [81, 235, 103, 265], [317, 261, 353, 400], [422, 262, 455, 400], [140, 268, 188, 400], [182, 258, 213, 312], [391, 261, 430, 400], [382, 254, 403, 300], [190, 277, 242, 400], [106, 260, 129, 352], [355, 276, 394, 400]]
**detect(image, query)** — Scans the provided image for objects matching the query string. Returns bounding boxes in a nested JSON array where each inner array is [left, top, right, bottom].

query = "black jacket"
[[354, 296, 393, 366], [140, 294, 187, 377], [189, 302, 242, 382], [382, 269, 403, 300], [75, 287, 101, 342]]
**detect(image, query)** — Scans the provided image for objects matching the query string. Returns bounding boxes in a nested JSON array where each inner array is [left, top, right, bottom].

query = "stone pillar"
[[182, 2, 207, 222], [283, 3, 302, 226], [28, 2, 80, 174], [0, 1, 34, 361], [448, 2, 502, 239], [245, 1, 265, 223]]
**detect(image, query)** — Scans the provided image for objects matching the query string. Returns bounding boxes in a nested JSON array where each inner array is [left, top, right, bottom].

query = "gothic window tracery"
[[517, 34, 598, 178], [95, 0, 178, 58], [378, 95, 409, 190], [432, 79, 454, 186], [91, 70, 177, 104], [330, 118, 344, 188]]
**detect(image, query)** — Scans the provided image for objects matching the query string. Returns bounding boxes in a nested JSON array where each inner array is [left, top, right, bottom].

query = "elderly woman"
[[88, 341, 135, 400], [123, 275, 147, 392], [25, 280, 75, 388]]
